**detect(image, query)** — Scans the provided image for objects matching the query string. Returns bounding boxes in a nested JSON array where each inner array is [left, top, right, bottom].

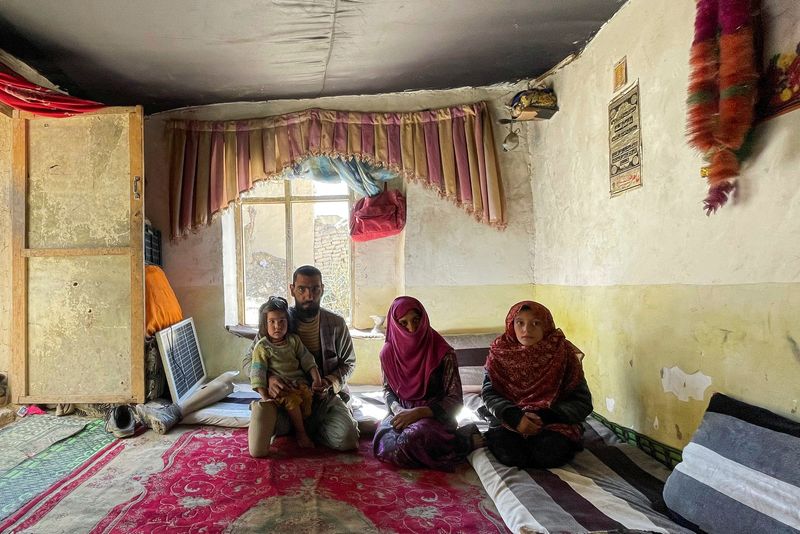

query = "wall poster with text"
[[608, 82, 643, 197]]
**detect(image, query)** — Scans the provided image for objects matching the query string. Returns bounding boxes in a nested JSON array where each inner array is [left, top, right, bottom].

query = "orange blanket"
[[145, 265, 183, 336]]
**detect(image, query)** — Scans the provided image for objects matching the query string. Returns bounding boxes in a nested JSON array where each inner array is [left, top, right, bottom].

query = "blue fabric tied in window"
[[286, 156, 398, 197]]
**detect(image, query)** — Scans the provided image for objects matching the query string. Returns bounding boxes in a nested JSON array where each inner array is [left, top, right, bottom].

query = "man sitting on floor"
[[254, 265, 359, 452]]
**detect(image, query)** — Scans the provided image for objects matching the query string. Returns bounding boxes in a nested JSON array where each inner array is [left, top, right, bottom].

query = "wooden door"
[[11, 107, 144, 404]]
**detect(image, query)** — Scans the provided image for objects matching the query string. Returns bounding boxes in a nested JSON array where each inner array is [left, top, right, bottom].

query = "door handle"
[[133, 176, 142, 200]]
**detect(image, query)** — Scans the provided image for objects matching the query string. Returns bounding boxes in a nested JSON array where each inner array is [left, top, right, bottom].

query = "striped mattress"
[[469, 416, 693, 534]]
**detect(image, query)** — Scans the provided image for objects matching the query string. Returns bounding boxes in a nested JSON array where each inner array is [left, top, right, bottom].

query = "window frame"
[[233, 179, 354, 327]]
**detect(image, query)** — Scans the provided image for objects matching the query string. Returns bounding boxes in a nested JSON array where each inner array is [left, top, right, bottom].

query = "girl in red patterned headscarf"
[[482, 301, 592, 468], [372, 296, 482, 471]]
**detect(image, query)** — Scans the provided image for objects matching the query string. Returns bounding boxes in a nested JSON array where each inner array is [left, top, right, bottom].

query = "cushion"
[[663, 393, 800, 533], [180, 383, 261, 427], [443, 333, 498, 394], [145, 265, 183, 336], [458, 365, 484, 394]]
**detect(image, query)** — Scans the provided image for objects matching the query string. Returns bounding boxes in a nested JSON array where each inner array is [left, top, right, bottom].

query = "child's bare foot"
[[297, 433, 315, 448]]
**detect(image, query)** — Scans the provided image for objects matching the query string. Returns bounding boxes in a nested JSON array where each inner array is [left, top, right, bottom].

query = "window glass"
[[237, 179, 352, 326], [291, 178, 349, 197], [291, 200, 351, 321], [241, 203, 288, 326]]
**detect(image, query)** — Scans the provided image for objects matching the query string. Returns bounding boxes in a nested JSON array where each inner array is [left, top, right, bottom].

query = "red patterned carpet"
[[2, 427, 507, 533]]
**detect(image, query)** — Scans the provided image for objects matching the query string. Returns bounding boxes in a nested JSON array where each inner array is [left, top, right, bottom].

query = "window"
[[232, 178, 353, 326]]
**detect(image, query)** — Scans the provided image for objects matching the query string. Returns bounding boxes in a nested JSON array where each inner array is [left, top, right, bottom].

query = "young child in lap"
[[250, 296, 322, 448]]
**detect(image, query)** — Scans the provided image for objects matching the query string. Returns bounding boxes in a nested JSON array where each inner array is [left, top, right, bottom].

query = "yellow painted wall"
[[529, 0, 800, 448], [535, 284, 800, 448], [349, 337, 385, 385], [353, 285, 401, 331]]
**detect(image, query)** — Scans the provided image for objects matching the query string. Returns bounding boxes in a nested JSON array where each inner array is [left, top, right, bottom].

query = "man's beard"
[[293, 301, 321, 321]]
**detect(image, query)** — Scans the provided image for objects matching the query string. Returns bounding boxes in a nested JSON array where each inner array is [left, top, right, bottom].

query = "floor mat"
[[0, 414, 90, 475], [2, 427, 508, 533], [0, 419, 114, 522]]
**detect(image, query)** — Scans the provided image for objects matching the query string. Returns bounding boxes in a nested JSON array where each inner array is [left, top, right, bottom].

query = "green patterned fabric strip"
[[591, 412, 683, 469], [0, 415, 89, 474], [0, 419, 115, 521]]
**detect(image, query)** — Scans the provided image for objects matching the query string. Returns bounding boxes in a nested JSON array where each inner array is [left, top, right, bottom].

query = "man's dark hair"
[[292, 265, 322, 283]]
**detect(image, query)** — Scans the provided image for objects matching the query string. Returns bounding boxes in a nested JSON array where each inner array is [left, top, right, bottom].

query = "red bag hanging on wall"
[[349, 186, 406, 242]]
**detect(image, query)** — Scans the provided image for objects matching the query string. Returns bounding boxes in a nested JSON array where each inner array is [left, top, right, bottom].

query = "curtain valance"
[[167, 102, 505, 239]]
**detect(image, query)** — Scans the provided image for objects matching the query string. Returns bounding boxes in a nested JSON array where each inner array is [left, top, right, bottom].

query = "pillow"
[[145, 265, 183, 336], [458, 365, 485, 394], [442, 333, 498, 395], [663, 393, 800, 533]]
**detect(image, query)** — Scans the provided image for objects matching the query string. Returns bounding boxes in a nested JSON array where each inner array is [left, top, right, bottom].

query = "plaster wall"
[[0, 113, 11, 375], [146, 85, 535, 381], [529, 0, 800, 447], [403, 137, 535, 332]]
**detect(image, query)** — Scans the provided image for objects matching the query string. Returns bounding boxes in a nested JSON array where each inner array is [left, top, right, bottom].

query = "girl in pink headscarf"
[[372, 296, 481, 471]]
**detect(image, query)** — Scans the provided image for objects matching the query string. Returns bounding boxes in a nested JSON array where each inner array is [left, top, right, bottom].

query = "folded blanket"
[[663, 393, 800, 534]]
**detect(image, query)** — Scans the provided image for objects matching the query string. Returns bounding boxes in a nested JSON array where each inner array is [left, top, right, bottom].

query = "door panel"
[[12, 107, 144, 404], [27, 113, 131, 249], [27, 255, 131, 398]]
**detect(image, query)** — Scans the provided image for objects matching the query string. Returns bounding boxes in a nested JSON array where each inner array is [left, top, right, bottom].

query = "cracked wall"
[[530, 0, 800, 447]]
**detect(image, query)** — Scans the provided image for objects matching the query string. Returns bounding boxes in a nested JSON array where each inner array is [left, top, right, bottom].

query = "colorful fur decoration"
[[686, 0, 757, 214]]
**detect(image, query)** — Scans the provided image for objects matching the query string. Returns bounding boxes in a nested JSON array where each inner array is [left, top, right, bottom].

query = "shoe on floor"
[[134, 402, 182, 435], [105, 405, 136, 438], [55, 403, 75, 417]]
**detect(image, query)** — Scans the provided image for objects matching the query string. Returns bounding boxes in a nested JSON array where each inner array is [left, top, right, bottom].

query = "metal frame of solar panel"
[[154, 318, 208, 405]]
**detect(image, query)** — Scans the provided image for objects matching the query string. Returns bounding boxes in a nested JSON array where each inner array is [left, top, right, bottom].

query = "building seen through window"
[[236, 177, 352, 326]]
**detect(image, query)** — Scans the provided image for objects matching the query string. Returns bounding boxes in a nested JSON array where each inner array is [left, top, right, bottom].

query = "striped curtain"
[[167, 102, 505, 239]]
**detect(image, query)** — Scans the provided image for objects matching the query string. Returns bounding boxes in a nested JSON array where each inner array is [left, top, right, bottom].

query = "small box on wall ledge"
[[510, 89, 559, 120]]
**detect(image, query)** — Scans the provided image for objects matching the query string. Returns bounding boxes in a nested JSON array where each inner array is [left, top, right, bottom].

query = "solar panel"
[[154, 318, 207, 405]]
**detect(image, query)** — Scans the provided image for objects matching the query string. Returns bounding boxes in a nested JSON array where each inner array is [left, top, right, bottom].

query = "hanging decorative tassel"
[[717, 0, 757, 149], [686, 0, 757, 215], [687, 0, 719, 153]]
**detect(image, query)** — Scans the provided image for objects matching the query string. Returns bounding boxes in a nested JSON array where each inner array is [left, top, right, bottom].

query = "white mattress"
[[179, 383, 259, 427]]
